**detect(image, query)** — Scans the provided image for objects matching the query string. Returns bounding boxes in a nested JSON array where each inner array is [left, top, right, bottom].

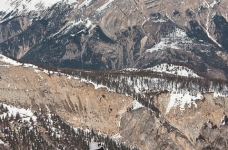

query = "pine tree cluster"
[[0, 104, 138, 150]]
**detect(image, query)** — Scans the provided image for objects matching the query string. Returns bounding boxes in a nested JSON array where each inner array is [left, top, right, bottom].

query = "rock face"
[[0, 0, 228, 79], [120, 108, 195, 150], [0, 60, 194, 150], [153, 92, 228, 148], [1, 55, 228, 149], [1, 1, 228, 149], [120, 107, 228, 150], [0, 57, 133, 136]]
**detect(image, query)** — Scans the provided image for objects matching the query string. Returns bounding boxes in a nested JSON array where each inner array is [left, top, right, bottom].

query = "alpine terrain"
[[1, 0, 228, 149]]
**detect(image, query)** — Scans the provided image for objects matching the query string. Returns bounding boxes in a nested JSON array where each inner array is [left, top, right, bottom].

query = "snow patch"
[[37, 74, 43, 80], [146, 63, 200, 78], [0, 0, 78, 21], [0, 103, 37, 123], [0, 54, 21, 66], [213, 92, 227, 99], [147, 28, 192, 53], [132, 100, 144, 110], [122, 68, 140, 72], [152, 18, 166, 23], [50, 19, 83, 37], [89, 139, 101, 150], [0, 139, 8, 146], [111, 133, 122, 144], [147, 40, 179, 53], [166, 91, 203, 114], [85, 19, 92, 28], [210, 0, 220, 8], [221, 115, 226, 125], [0, 54, 39, 70], [80, 78, 114, 91], [142, 17, 150, 26], [78, 0, 93, 9], [150, 14, 167, 23], [124, 64, 200, 78], [0, 54, 114, 93], [50, 18, 94, 38], [96, 0, 114, 14], [23, 63, 39, 69]]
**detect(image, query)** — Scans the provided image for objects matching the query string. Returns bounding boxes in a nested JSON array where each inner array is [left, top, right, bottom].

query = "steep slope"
[[0, 54, 193, 150], [0, 54, 133, 136], [0, 0, 228, 79], [1, 55, 228, 149]]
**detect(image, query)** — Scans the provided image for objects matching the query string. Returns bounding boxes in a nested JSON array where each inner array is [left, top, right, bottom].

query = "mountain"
[[0, 0, 228, 79], [1, 0, 228, 149], [1, 53, 228, 149]]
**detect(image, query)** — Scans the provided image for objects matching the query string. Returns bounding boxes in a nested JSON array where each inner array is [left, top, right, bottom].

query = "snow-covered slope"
[[146, 28, 193, 53], [0, 0, 76, 13], [123, 63, 200, 78], [0, 0, 77, 22], [0, 103, 37, 123], [146, 63, 200, 78]]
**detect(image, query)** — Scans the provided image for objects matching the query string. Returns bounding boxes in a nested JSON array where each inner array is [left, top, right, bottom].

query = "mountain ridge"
[[1, 0, 228, 79], [1, 54, 228, 149]]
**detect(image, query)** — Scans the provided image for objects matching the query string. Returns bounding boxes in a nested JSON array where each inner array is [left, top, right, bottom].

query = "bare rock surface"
[[0, 59, 133, 136]]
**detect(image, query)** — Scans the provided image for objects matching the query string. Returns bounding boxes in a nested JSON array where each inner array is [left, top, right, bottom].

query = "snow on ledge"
[[0, 54, 115, 93], [0, 54, 40, 70], [0, 54, 21, 66], [122, 68, 140, 72]]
